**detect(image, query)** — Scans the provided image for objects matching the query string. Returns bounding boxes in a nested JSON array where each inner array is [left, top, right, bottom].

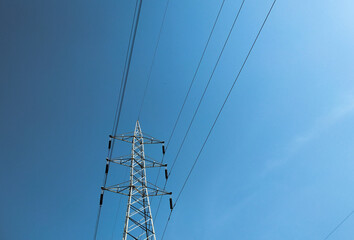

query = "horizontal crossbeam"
[[102, 182, 172, 196], [110, 134, 164, 144], [107, 155, 167, 168]]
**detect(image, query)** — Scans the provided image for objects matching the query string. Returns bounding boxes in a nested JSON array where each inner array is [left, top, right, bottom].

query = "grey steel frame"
[[102, 121, 171, 240]]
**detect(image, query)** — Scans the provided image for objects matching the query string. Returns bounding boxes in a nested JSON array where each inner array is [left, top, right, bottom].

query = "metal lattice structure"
[[103, 120, 171, 240]]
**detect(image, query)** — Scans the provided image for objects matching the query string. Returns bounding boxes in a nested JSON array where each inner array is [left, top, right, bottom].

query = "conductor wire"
[[138, 0, 171, 120], [161, 0, 277, 238]]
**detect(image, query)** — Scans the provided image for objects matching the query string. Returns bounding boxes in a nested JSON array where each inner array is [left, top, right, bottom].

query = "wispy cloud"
[[263, 93, 354, 174]]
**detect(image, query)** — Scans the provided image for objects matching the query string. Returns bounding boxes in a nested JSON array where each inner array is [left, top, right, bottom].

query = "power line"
[[167, 0, 245, 178], [161, 0, 277, 238], [130, 4, 171, 233], [110, 0, 143, 142], [108, 7, 139, 231], [155, 0, 245, 219], [112, 0, 139, 136], [323, 210, 354, 240], [93, 0, 143, 239], [106, 0, 169, 231], [163, 0, 226, 149], [152, 0, 228, 220], [138, 0, 171, 120], [153, 0, 227, 184]]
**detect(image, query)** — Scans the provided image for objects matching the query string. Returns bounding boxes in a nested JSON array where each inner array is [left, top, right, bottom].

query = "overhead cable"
[[154, 0, 245, 221], [322, 210, 354, 240], [153, 0, 228, 220], [93, 0, 143, 239], [161, 1, 277, 238], [138, 0, 171, 120]]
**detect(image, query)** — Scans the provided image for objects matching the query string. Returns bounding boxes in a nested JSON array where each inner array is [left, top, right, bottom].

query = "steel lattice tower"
[[103, 120, 171, 240]]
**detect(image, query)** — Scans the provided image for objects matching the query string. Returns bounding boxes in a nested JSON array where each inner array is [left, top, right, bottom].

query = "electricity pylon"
[[102, 120, 171, 240]]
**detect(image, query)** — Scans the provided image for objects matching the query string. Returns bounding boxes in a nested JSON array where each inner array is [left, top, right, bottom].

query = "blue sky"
[[1, 0, 354, 239]]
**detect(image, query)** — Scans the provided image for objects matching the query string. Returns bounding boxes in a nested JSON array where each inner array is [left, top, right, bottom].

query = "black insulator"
[[169, 198, 173, 210], [162, 145, 166, 154], [105, 163, 109, 174], [99, 193, 104, 205], [164, 168, 168, 180], [108, 140, 112, 149]]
